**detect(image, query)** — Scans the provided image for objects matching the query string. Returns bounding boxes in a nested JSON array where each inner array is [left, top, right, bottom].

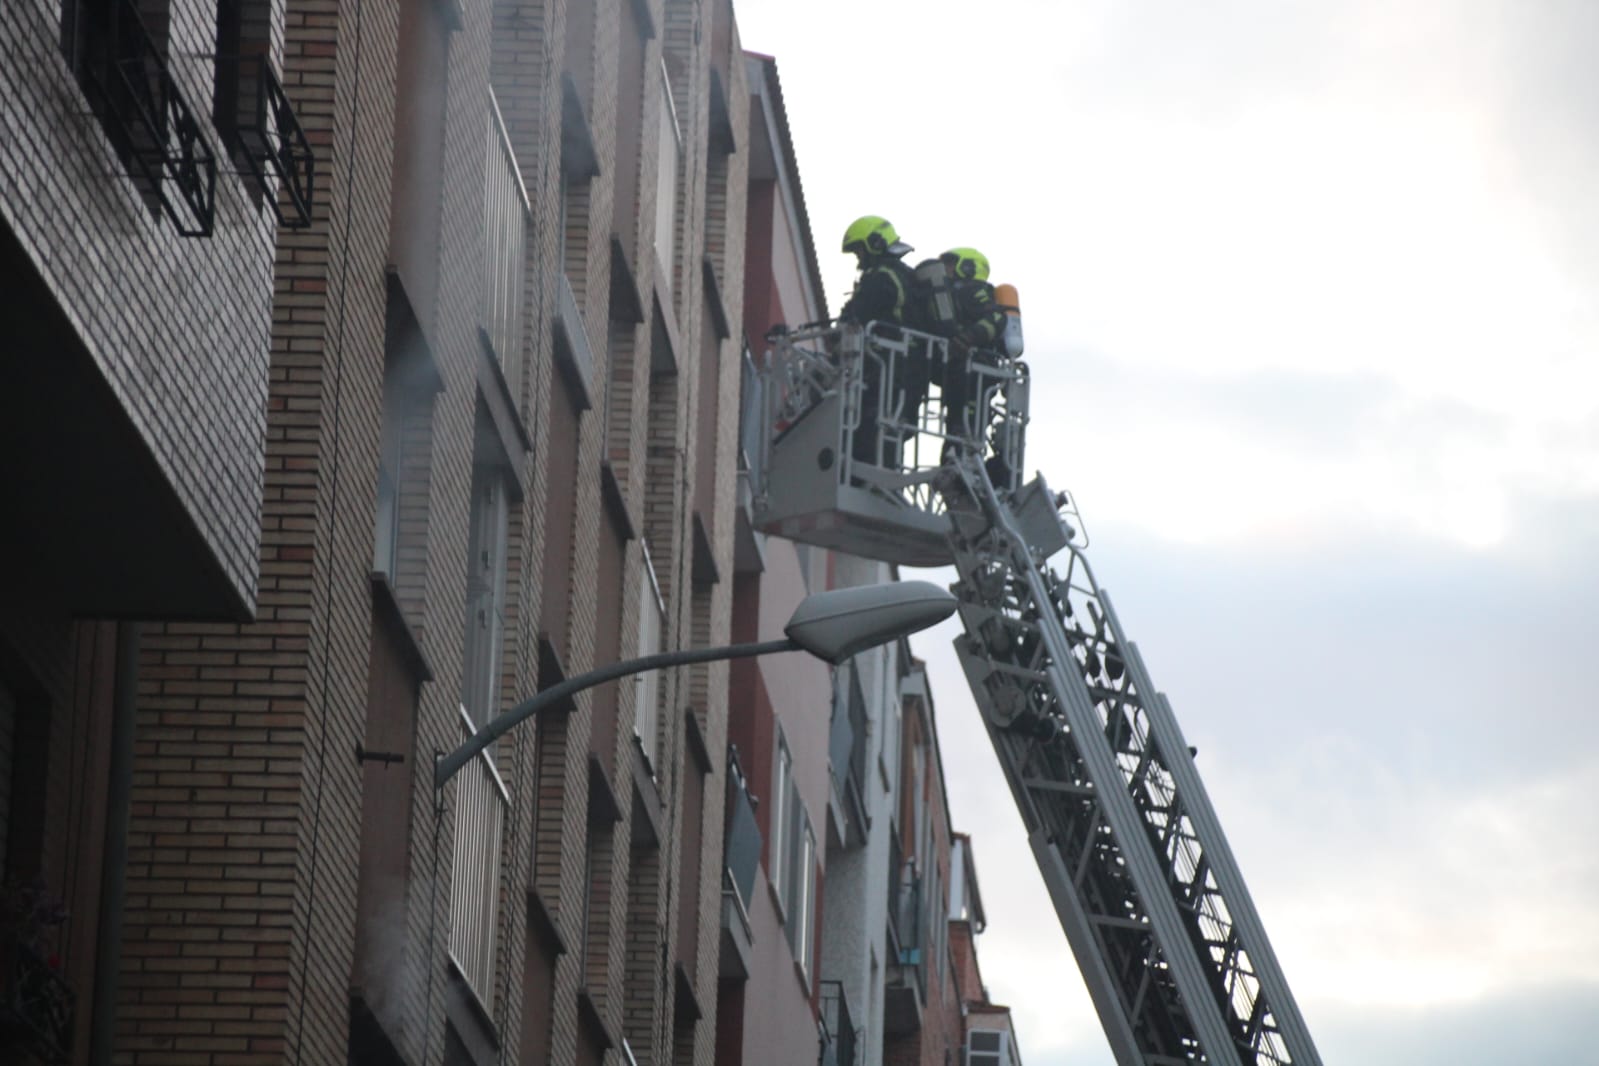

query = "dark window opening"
[[211, 0, 271, 156]]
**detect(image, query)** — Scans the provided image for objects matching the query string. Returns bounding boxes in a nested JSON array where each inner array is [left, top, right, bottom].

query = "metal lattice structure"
[[943, 457, 1321, 1065], [750, 325, 1323, 1066]]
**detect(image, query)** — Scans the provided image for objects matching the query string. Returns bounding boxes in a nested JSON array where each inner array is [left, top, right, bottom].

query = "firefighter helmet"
[[843, 216, 911, 257], [941, 247, 991, 282]]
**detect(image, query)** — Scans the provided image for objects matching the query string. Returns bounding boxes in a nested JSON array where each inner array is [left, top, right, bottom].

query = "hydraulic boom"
[[750, 323, 1322, 1065]]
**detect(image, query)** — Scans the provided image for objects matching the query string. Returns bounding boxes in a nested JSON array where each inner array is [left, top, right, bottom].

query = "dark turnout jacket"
[[840, 255, 916, 325]]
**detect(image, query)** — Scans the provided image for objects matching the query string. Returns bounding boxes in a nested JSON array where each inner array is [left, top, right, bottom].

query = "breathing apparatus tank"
[[995, 283, 1024, 358], [914, 258, 958, 337]]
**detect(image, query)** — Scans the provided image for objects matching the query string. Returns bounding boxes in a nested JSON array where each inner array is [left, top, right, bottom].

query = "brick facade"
[[104, 0, 748, 1060], [3, 2, 1026, 1066]]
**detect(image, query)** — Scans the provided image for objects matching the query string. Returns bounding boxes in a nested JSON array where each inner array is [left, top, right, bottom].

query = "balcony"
[[819, 981, 858, 1066], [883, 853, 924, 1037], [223, 55, 314, 228], [827, 666, 870, 848], [78, 0, 216, 236], [720, 746, 762, 980], [0, 942, 74, 1065], [447, 709, 509, 1008], [733, 345, 766, 574], [480, 91, 530, 377]]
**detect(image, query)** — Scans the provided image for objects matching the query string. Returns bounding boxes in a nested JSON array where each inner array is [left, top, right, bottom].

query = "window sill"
[[526, 886, 568, 957], [628, 737, 664, 849], [576, 987, 617, 1051], [673, 961, 703, 1024], [610, 235, 646, 326], [370, 572, 433, 684], [588, 751, 623, 828], [443, 967, 501, 1065], [476, 331, 534, 473]]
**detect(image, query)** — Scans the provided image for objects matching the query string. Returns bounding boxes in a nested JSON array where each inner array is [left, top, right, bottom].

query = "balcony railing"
[[828, 665, 870, 845], [720, 747, 761, 980], [448, 708, 509, 1006], [724, 745, 762, 907], [886, 832, 906, 952], [79, 0, 216, 236], [0, 942, 74, 1064], [233, 56, 314, 228], [738, 344, 763, 479], [819, 981, 858, 1066], [895, 865, 923, 971], [480, 91, 529, 375]]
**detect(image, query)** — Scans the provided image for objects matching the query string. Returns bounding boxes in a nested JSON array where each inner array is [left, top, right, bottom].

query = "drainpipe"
[[89, 621, 139, 1066]]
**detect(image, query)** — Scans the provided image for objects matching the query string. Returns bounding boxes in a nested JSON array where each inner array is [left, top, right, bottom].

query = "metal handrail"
[[819, 980, 858, 1066], [481, 90, 530, 373], [80, 0, 217, 235], [447, 707, 509, 1006]]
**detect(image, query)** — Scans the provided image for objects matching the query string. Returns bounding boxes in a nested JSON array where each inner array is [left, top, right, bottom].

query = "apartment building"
[[950, 836, 1024, 1066], [1, 0, 289, 1061], [717, 51, 1025, 1066], [3, 4, 1027, 1066], [881, 663, 1026, 1066], [4, 0, 751, 1062], [715, 50, 833, 1066]]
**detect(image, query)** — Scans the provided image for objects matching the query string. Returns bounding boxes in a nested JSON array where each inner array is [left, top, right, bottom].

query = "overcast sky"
[[736, 2, 1599, 1063]]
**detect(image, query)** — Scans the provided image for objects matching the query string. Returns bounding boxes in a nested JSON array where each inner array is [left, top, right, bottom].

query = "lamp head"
[[783, 581, 957, 665]]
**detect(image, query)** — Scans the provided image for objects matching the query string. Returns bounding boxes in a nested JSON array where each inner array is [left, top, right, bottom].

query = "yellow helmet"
[[941, 247, 991, 282], [843, 215, 911, 257]]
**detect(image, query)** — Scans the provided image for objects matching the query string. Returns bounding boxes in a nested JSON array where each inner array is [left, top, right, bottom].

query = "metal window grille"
[[447, 707, 509, 1007], [653, 59, 681, 300], [481, 90, 530, 376]]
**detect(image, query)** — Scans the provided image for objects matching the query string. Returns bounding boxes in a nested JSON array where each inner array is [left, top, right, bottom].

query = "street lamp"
[[435, 580, 957, 790]]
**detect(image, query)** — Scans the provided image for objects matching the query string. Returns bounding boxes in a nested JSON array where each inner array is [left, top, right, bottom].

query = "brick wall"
[[5, 0, 756, 1062], [0, 0, 280, 610], [118, 0, 407, 1057]]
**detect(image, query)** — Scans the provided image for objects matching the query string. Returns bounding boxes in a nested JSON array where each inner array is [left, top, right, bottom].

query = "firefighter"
[[940, 247, 1006, 440], [839, 215, 915, 325], [839, 216, 917, 467]]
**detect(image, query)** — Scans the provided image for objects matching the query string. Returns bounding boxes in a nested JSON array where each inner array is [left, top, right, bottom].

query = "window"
[[769, 734, 792, 905], [211, 0, 272, 153], [967, 1029, 1013, 1066], [461, 459, 510, 727], [785, 819, 816, 977], [540, 376, 584, 660], [388, 0, 452, 317], [481, 90, 530, 378], [372, 402, 404, 578], [372, 285, 440, 585], [634, 541, 666, 772], [613, 0, 648, 262], [769, 730, 816, 978], [653, 59, 681, 296], [60, 0, 221, 232]]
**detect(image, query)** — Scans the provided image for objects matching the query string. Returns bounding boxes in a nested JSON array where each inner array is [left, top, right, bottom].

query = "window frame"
[[633, 539, 666, 774], [769, 731, 792, 917], [652, 57, 682, 296], [460, 463, 511, 728]]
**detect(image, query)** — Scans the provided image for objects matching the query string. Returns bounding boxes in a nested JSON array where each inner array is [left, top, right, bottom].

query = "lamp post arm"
[[435, 637, 800, 790]]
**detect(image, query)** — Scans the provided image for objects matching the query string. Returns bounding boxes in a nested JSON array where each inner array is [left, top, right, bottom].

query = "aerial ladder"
[[747, 322, 1323, 1066]]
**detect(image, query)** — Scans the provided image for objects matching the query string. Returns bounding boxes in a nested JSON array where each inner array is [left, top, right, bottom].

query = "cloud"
[[1315, 980, 1599, 1065], [914, 515, 1599, 1062], [1025, 350, 1599, 551], [736, 3, 1599, 1063]]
